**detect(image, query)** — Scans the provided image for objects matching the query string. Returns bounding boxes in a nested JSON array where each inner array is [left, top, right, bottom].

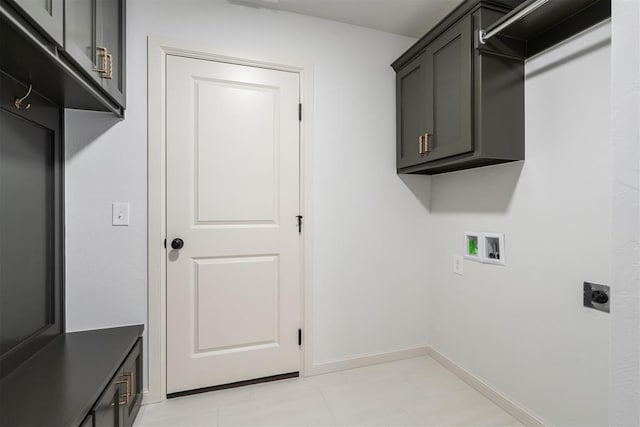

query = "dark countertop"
[[0, 325, 143, 427]]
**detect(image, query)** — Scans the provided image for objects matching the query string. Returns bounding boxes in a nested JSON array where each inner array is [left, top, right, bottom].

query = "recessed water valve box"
[[464, 232, 482, 262], [482, 232, 505, 265], [583, 282, 610, 313]]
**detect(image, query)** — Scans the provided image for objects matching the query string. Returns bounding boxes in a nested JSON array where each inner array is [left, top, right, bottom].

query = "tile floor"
[[135, 355, 523, 426]]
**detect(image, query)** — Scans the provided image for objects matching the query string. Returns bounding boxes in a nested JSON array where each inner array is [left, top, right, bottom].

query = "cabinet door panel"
[[396, 52, 427, 169], [10, 0, 64, 45], [93, 379, 121, 427], [98, 0, 126, 107], [424, 16, 472, 162], [79, 413, 94, 427], [121, 339, 142, 427], [65, 0, 103, 86]]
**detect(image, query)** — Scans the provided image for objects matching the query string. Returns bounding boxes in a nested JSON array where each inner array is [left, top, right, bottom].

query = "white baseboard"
[[428, 347, 546, 427], [305, 346, 430, 376]]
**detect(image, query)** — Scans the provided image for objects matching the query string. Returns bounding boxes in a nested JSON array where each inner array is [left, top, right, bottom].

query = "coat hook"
[[14, 84, 33, 110]]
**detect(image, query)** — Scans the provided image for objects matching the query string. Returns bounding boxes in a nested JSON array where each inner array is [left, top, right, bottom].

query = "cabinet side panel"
[[477, 53, 524, 161]]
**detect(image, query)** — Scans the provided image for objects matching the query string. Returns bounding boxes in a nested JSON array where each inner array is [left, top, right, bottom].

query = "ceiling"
[[228, 0, 465, 38]]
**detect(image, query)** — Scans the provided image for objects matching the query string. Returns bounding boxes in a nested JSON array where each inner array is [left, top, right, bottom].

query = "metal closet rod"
[[478, 0, 549, 44]]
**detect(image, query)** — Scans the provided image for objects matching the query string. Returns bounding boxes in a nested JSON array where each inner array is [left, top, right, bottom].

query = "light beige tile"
[[406, 364, 472, 397], [134, 356, 521, 427], [135, 408, 218, 427], [140, 388, 253, 422], [320, 377, 421, 423], [251, 377, 318, 400], [403, 388, 522, 427], [218, 390, 334, 426]]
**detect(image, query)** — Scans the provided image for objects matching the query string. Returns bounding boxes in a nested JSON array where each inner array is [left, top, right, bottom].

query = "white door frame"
[[146, 36, 314, 403]]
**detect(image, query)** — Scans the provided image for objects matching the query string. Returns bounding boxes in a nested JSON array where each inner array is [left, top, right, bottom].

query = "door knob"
[[171, 238, 184, 250]]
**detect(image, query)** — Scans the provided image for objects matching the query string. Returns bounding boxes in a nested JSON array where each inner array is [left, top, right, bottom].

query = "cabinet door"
[[423, 15, 472, 162], [98, 0, 126, 107], [121, 339, 142, 427], [79, 412, 94, 427], [64, 0, 103, 86], [396, 52, 428, 169], [93, 378, 122, 427], [10, 0, 64, 46]]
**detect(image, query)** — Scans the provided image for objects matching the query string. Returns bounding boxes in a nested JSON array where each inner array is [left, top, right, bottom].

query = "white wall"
[[610, 0, 640, 424], [64, 1, 620, 422], [65, 0, 431, 367], [427, 23, 611, 426]]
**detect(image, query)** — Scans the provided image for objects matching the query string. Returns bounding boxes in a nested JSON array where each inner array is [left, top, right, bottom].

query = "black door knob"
[[171, 238, 184, 250]]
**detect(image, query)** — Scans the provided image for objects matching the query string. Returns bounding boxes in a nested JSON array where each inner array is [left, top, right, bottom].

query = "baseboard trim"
[[428, 348, 546, 427], [305, 346, 430, 376]]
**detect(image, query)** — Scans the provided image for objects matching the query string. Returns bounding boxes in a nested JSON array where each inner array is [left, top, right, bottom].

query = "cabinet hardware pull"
[[113, 372, 133, 406], [418, 135, 424, 155], [93, 47, 109, 76], [424, 133, 432, 153], [105, 53, 114, 80]]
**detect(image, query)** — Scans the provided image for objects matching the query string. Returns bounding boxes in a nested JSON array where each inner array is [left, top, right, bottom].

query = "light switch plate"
[[112, 202, 130, 226], [453, 255, 463, 275]]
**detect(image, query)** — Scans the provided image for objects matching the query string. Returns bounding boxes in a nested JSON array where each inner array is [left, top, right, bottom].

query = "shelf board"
[[494, 0, 610, 57]]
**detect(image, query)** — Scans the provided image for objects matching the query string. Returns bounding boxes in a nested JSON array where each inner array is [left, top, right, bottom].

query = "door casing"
[[146, 36, 315, 403]]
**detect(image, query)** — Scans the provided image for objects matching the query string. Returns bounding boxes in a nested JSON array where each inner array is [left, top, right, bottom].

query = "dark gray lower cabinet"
[[122, 338, 143, 427], [94, 377, 122, 427], [8, 0, 64, 45], [92, 338, 142, 427], [80, 413, 94, 427], [0, 326, 143, 427]]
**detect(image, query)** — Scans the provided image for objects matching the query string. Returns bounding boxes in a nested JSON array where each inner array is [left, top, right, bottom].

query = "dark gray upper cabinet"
[[0, 0, 126, 115], [98, 0, 125, 106], [396, 52, 427, 169], [423, 16, 472, 163], [65, 0, 102, 87], [65, 0, 126, 107], [9, 0, 63, 45], [393, 1, 525, 175], [393, 0, 611, 175]]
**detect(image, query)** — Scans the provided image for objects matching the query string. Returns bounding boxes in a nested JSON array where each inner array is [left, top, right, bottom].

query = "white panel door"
[[166, 55, 301, 394]]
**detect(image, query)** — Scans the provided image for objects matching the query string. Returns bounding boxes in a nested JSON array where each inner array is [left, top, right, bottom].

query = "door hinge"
[[298, 103, 302, 122], [164, 238, 166, 248], [298, 328, 302, 346], [296, 215, 303, 234]]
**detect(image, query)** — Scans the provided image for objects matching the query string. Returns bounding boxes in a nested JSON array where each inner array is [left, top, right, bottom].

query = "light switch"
[[112, 202, 130, 226]]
